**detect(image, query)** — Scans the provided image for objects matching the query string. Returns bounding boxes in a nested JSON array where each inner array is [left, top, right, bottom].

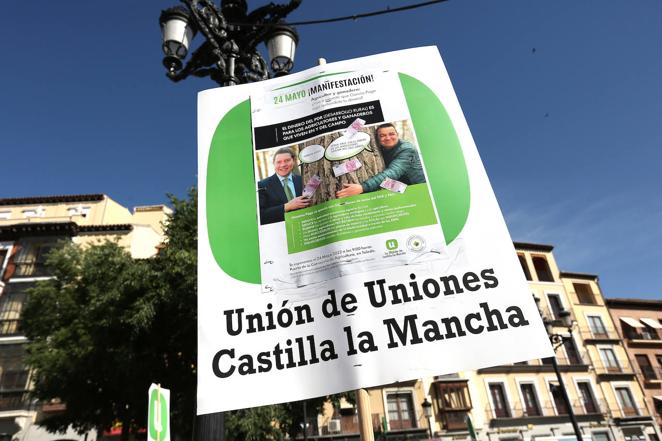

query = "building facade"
[[0, 194, 169, 441], [312, 243, 660, 441], [606, 298, 662, 431]]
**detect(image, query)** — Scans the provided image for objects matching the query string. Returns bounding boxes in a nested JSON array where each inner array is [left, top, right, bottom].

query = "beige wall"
[[133, 205, 172, 238], [0, 195, 168, 259], [0, 195, 134, 226]]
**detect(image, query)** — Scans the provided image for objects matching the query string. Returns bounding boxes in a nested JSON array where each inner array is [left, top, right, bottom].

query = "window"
[[655, 397, 662, 417], [12, 239, 59, 277], [549, 383, 569, 415], [436, 382, 471, 410], [0, 283, 29, 336], [588, 316, 608, 338], [489, 383, 511, 418], [547, 294, 564, 320], [592, 432, 610, 441], [532, 256, 554, 282], [657, 355, 662, 367], [67, 205, 91, 217], [518, 254, 532, 281], [639, 319, 661, 340], [519, 383, 541, 416], [21, 207, 44, 218], [573, 283, 596, 304], [0, 249, 8, 280], [599, 348, 621, 373], [386, 392, 415, 429], [576, 381, 598, 413], [622, 428, 646, 441], [614, 387, 638, 416], [562, 338, 582, 365], [0, 344, 30, 412], [635, 355, 656, 380]]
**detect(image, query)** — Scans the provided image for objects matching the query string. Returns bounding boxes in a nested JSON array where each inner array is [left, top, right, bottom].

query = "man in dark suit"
[[258, 147, 309, 225]]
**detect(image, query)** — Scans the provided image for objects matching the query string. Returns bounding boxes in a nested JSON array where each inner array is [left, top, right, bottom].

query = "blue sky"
[[1, 1, 660, 299]]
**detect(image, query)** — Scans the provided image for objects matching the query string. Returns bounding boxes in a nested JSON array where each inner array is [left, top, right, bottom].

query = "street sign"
[[148, 384, 170, 441]]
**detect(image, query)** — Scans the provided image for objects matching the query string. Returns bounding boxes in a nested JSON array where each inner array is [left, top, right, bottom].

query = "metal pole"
[[194, 413, 225, 441], [547, 356, 583, 441], [357, 389, 375, 441], [303, 400, 308, 441]]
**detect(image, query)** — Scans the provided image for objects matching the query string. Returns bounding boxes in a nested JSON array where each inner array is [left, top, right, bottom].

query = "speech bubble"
[[298, 144, 325, 163], [324, 132, 371, 161]]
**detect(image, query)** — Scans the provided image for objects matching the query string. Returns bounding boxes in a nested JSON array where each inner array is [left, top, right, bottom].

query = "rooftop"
[[0, 194, 105, 206]]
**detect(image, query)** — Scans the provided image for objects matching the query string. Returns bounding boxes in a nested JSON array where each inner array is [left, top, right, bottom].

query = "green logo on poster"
[[386, 239, 399, 250], [148, 389, 168, 441]]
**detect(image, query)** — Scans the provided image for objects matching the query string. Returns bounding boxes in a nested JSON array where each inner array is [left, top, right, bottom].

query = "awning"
[[640, 318, 662, 329], [620, 317, 645, 328], [653, 396, 662, 403]]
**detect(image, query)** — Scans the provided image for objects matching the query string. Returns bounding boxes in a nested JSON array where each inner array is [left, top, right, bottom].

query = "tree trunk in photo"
[[298, 129, 384, 205]]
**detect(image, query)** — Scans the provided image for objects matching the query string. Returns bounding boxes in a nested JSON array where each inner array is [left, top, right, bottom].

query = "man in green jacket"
[[336, 123, 426, 198]]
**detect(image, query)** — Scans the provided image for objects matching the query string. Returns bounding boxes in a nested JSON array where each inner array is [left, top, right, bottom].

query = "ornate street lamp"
[[535, 297, 584, 441], [158, 4, 301, 440], [421, 398, 433, 439], [159, 0, 302, 86]]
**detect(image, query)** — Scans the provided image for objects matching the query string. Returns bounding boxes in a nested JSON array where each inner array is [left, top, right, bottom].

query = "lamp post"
[[159, 0, 301, 86], [159, 3, 301, 440], [535, 298, 584, 441], [421, 398, 433, 439]]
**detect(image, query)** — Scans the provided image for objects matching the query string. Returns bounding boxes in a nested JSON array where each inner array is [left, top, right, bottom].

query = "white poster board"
[[197, 46, 553, 414]]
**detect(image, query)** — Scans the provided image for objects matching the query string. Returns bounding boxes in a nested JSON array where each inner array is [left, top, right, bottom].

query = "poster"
[[252, 70, 445, 293], [198, 46, 554, 414]]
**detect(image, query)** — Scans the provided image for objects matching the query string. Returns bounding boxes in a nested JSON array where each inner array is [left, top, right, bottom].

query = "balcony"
[[485, 400, 607, 425], [609, 403, 649, 420], [478, 353, 590, 373], [593, 360, 636, 377], [0, 391, 31, 412], [438, 409, 470, 431], [639, 366, 662, 384], [538, 306, 575, 327], [625, 329, 662, 346], [579, 328, 621, 343]]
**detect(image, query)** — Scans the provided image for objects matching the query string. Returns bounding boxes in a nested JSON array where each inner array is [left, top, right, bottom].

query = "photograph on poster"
[[255, 120, 427, 225]]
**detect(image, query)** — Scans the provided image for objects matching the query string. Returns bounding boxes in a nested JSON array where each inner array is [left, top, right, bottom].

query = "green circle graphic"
[[206, 73, 470, 284]]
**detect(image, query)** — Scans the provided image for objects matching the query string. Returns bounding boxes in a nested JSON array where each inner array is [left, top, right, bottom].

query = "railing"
[[567, 290, 602, 306], [573, 399, 609, 415], [485, 400, 607, 420], [0, 391, 31, 412], [12, 262, 49, 278], [537, 306, 575, 326], [639, 365, 662, 382], [625, 329, 661, 341], [479, 353, 590, 372], [310, 434, 431, 441], [579, 328, 621, 341], [0, 319, 22, 337], [593, 360, 635, 375], [438, 409, 469, 430], [609, 404, 648, 418]]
